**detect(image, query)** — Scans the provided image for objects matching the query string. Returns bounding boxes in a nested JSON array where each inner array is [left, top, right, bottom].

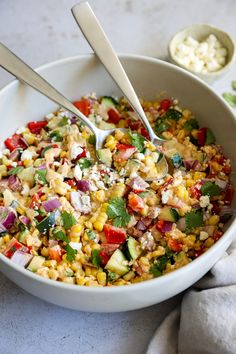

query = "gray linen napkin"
[[147, 239, 236, 354]]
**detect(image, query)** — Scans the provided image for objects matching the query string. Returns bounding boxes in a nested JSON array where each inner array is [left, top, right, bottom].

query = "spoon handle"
[[72, 2, 158, 143], [0, 42, 99, 135]]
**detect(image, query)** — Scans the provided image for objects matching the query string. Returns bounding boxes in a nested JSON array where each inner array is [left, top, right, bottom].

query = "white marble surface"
[[0, 1, 235, 353]]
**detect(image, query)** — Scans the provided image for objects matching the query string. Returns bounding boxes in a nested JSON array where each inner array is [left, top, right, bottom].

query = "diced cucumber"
[[205, 128, 216, 145], [159, 207, 179, 222], [101, 96, 118, 109], [18, 167, 35, 187], [105, 249, 129, 276], [97, 148, 112, 167], [36, 212, 57, 234], [27, 255, 45, 272], [124, 159, 141, 176], [127, 237, 142, 260]]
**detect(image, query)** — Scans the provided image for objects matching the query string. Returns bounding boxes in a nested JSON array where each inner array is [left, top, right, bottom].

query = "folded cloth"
[[147, 239, 236, 354]]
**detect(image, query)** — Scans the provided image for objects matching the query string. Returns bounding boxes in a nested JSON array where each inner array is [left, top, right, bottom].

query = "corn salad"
[[0, 94, 234, 287]]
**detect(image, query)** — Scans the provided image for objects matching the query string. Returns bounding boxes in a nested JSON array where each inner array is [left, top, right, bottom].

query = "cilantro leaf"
[[8, 166, 24, 175], [184, 119, 199, 132], [49, 130, 63, 142], [78, 158, 92, 170], [129, 130, 145, 152], [163, 109, 182, 121], [185, 210, 204, 231], [53, 229, 69, 243], [35, 169, 47, 185], [150, 255, 168, 277], [222, 93, 236, 108], [201, 182, 221, 198], [91, 249, 101, 267], [107, 197, 131, 227], [205, 129, 216, 145], [155, 120, 170, 135], [65, 244, 77, 262], [232, 81, 236, 91], [61, 211, 77, 229]]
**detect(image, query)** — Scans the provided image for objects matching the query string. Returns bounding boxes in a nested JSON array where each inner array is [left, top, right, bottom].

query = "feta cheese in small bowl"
[[168, 24, 236, 83]]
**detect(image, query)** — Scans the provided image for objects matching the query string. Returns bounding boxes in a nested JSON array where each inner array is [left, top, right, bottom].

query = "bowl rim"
[[168, 23, 236, 77], [0, 53, 236, 294]]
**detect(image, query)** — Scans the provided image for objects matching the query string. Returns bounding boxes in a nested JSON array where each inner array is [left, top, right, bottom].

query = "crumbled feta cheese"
[[161, 189, 173, 204], [200, 231, 209, 241], [0, 151, 2, 159], [139, 231, 154, 251], [21, 183, 30, 196], [21, 149, 36, 161], [70, 143, 84, 160], [3, 149, 10, 155], [199, 195, 210, 208], [96, 181, 106, 190], [70, 192, 91, 214], [174, 34, 227, 73], [134, 152, 145, 161], [11, 162, 17, 167], [45, 113, 54, 120], [74, 164, 82, 181], [69, 242, 82, 251]]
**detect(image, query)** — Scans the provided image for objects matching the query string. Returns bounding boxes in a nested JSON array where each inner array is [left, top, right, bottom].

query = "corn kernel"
[[162, 131, 173, 140], [97, 271, 107, 286], [41, 247, 49, 257], [95, 190, 106, 203], [48, 269, 59, 280], [23, 132, 35, 145], [117, 119, 126, 128], [186, 179, 195, 187], [76, 276, 86, 285], [177, 129, 185, 140], [204, 237, 214, 248], [85, 266, 92, 276], [191, 129, 199, 139], [145, 141, 156, 152], [182, 109, 191, 118], [0, 165, 8, 177], [123, 271, 135, 281], [208, 215, 220, 226], [3, 234, 10, 243], [69, 224, 83, 239], [81, 131, 88, 139], [193, 172, 206, 181], [140, 205, 149, 217]]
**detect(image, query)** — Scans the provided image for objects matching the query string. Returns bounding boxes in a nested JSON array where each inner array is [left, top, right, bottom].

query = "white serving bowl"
[[168, 24, 236, 83], [0, 54, 236, 312]]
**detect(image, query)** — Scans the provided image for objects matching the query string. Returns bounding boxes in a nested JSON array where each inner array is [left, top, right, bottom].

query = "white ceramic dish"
[[0, 54, 236, 312], [168, 24, 236, 83]]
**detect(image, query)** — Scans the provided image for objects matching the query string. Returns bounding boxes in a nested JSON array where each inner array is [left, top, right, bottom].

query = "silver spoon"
[[71, 1, 168, 176], [0, 42, 115, 153]]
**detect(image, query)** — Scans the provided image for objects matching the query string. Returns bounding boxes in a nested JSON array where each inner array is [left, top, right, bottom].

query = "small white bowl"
[[168, 24, 236, 83]]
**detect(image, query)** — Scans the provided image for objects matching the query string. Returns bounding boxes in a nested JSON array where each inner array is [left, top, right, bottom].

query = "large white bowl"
[[0, 54, 236, 312]]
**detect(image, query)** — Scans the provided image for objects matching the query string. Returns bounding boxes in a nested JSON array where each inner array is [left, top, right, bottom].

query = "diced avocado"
[[127, 237, 142, 260], [18, 167, 35, 187], [101, 96, 118, 109], [27, 256, 45, 272], [159, 207, 179, 222], [99, 121, 116, 130], [36, 212, 57, 234], [105, 249, 129, 276], [97, 148, 112, 167]]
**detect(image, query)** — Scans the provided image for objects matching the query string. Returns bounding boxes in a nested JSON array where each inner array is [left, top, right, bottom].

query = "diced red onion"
[[0, 207, 16, 230], [141, 217, 153, 227], [8, 175, 22, 191], [161, 221, 173, 232], [9, 149, 20, 161], [37, 164, 47, 170], [184, 160, 201, 171], [11, 251, 33, 267], [70, 117, 78, 124], [19, 215, 31, 225], [128, 176, 149, 192], [177, 217, 186, 231], [42, 198, 61, 212], [77, 180, 90, 192], [136, 220, 147, 231]]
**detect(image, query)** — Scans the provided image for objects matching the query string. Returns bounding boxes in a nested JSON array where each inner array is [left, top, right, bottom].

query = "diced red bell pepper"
[[48, 245, 62, 262], [114, 143, 137, 162], [140, 127, 150, 139], [159, 99, 171, 112], [126, 119, 141, 131], [128, 193, 145, 212], [28, 121, 48, 134], [156, 219, 165, 232], [212, 230, 223, 241], [168, 239, 182, 252], [73, 99, 91, 117], [4, 134, 28, 152], [107, 108, 121, 124], [29, 192, 43, 209], [3, 238, 29, 259], [99, 250, 110, 265], [103, 224, 127, 244], [189, 182, 202, 199], [101, 243, 120, 255], [224, 185, 234, 205], [65, 179, 77, 188], [197, 128, 207, 146]]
